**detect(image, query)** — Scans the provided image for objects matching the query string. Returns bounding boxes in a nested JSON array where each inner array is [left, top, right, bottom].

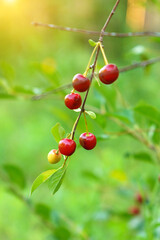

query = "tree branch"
[[70, 0, 120, 140], [32, 22, 160, 38], [32, 57, 160, 100]]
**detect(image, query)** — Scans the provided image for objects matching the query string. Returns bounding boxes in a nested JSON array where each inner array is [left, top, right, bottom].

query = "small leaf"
[[85, 111, 96, 119], [88, 39, 97, 47], [48, 166, 67, 195], [134, 102, 160, 126], [31, 169, 57, 195], [51, 123, 65, 142], [2, 164, 26, 189]]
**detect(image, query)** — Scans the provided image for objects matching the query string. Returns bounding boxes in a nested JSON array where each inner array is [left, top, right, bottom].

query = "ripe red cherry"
[[79, 132, 97, 150], [99, 64, 119, 84], [47, 149, 62, 164], [135, 193, 143, 204], [72, 74, 90, 92], [64, 93, 82, 110], [129, 206, 140, 216], [58, 138, 76, 156]]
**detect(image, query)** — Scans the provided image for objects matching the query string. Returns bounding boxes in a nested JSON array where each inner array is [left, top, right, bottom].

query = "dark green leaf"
[[31, 169, 57, 195], [51, 123, 65, 142], [134, 102, 160, 126], [35, 203, 51, 220], [2, 164, 26, 189], [48, 166, 67, 195], [126, 152, 154, 163]]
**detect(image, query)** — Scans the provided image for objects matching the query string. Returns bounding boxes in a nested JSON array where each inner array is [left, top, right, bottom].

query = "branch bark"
[[32, 57, 160, 100], [32, 22, 160, 38]]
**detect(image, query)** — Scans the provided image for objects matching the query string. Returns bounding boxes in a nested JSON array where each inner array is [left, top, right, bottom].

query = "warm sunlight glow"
[[4, 0, 16, 4]]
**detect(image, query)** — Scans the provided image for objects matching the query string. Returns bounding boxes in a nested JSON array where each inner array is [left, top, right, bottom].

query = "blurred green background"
[[0, 0, 160, 239]]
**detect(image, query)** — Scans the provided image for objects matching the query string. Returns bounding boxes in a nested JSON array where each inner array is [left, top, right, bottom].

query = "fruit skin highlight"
[[99, 64, 119, 84], [59, 138, 76, 156], [79, 132, 97, 150], [64, 93, 82, 110], [72, 74, 90, 92], [48, 149, 62, 164]]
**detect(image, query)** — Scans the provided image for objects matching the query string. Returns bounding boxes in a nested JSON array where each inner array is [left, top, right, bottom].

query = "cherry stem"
[[71, 89, 75, 93], [99, 42, 109, 65], [70, 0, 120, 141], [62, 156, 68, 167], [83, 111, 89, 135], [56, 149, 59, 154], [83, 43, 99, 77]]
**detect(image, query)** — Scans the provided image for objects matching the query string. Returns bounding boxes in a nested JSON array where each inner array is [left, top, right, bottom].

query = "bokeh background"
[[0, 0, 160, 239]]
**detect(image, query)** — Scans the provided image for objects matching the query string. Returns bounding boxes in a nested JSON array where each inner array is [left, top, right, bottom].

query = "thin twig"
[[32, 22, 160, 38], [32, 57, 160, 100], [70, 0, 120, 140]]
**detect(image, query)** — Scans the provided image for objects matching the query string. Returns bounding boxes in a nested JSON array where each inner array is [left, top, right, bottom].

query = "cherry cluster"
[[48, 63, 119, 164]]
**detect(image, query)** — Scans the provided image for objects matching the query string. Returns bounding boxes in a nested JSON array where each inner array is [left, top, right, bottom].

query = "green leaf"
[[107, 109, 134, 124], [125, 151, 154, 163], [35, 203, 51, 220], [31, 169, 57, 195], [82, 170, 102, 181], [48, 166, 67, 195], [85, 111, 96, 119], [134, 102, 160, 126], [88, 39, 97, 47], [2, 164, 26, 189], [51, 123, 65, 142]]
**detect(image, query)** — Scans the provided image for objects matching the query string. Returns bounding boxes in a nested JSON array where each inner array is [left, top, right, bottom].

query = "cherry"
[[135, 193, 143, 204], [47, 149, 62, 164], [99, 64, 119, 84], [72, 74, 90, 92], [58, 138, 76, 156], [129, 206, 140, 216], [79, 132, 97, 150], [64, 93, 82, 110]]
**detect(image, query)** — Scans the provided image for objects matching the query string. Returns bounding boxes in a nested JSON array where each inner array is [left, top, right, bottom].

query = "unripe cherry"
[[59, 138, 76, 156], [79, 132, 97, 150], [64, 93, 82, 110], [47, 149, 62, 164], [72, 74, 90, 92], [99, 64, 119, 84]]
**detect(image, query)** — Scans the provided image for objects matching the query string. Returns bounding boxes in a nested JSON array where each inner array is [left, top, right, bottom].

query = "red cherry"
[[99, 64, 119, 84], [135, 193, 143, 204], [79, 132, 97, 150], [47, 149, 62, 164], [129, 206, 140, 216], [64, 93, 82, 110], [58, 138, 76, 156], [72, 74, 90, 92]]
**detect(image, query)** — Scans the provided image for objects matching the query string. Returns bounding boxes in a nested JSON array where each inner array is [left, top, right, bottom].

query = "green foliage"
[[31, 169, 57, 195], [2, 164, 26, 189], [51, 123, 65, 143], [48, 166, 67, 195], [85, 110, 96, 119], [88, 39, 97, 47]]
